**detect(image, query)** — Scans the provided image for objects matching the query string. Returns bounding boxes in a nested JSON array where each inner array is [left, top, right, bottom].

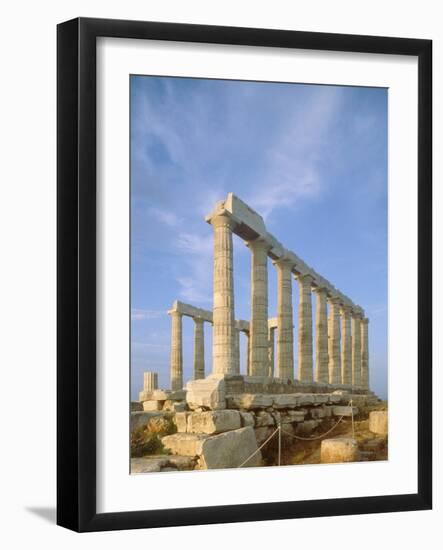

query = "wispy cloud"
[[131, 309, 164, 321], [175, 231, 213, 304], [149, 207, 183, 228]]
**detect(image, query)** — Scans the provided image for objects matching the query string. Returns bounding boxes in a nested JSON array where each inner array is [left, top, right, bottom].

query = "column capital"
[[295, 272, 314, 286], [327, 295, 342, 306], [351, 309, 363, 319], [340, 304, 352, 316], [312, 285, 328, 295], [361, 317, 370, 325], [246, 236, 272, 252], [207, 210, 237, 230], [193, 316, 205, 325], [167, 308, 182, 317], [272, 256, 295, 270]]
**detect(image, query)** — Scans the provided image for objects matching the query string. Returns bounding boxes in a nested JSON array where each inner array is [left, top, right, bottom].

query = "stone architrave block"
[[161, 433, 208, 456], [187, 410, 241, 434], [142, 400, 163, 412], [239, 411, 255, 427], [186, 375, 226, 410], [321, 438, 359, 463], [173, 412, 189, 433], [198, 426, 262, 469], [272, 394, 299, 409], [369, 411, 388, 435], [332, 406, 359, 417]]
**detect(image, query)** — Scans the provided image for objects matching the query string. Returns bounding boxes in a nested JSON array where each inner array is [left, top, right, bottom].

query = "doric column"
[[297, 274, 314, 382], [143, 371, 158, 392], [268, 326, 275, 378], [168, 310, 183, 390], [352, 311, 362, 387], [210, 213, 237, 375], [274, 258, 294, 380], [328, 297, 342, 384], [193, 318, 205, 380], [247, 238, 271, 377], [340, 305, 352, 385], [314, 287, 329, 383], [361, 317, 370, 389]]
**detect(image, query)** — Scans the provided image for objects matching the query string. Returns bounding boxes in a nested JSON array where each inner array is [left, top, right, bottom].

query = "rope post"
[[278, 421, 282, 466], [350, 399, 355, 439]]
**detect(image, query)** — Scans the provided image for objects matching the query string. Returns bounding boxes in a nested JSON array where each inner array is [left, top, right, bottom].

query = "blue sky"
[[130, 75, 388, 400]]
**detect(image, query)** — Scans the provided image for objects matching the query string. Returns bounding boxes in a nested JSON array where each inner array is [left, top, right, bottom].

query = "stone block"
[[187, 410, 241, 434], [163, 400, 187, 412], [321, 438, 359, 463], [314, 394, 329, 404], [369, 411, 388, 435], [254, 426, 273, 444], [131, 457, 168, 473], [332, 406, 359, 417], [295, 420, 319, 436], [161, 433, 208, 456], [328, 394, 342, 404], [198, 426, 262, 469], [310, 406, 326, 419], [131, 401, 143, 412], [255, 411, 275, 427], [296, 394, 316, 406], [138, 390, 153, 402], [186, 375, 226, 410], [227, 393, 273, 409], [151, 389, 171, 401], [281, 410, 305, 423], [272, 394, 299, 408], [170, 389, 187, 401], [143, 400, 163, 411], [239, 411, 255, 427], [173, 412, 189, 433]]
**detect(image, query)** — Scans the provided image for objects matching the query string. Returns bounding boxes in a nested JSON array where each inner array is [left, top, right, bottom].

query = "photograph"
[[129, 75, 389, 473]]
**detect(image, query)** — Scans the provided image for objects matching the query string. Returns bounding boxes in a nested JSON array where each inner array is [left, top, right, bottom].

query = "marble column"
[[210, 213, 237, 375], [361, 317, 370, 389], [193, 318, 205, 380], [314, 287, 329, 383], [328, 297, 342, 384], [143, 371, 158, 392], [274, 258, 294, 380], [297, 274, 314, 382], [248, 238, 270, 377], [169, 310, 183, 390], [340, 306, 352, 385], [352, 311, 362, 387], [268, 327, 275, 378], [234, 326, 241, 375], [245, 332, 251, 376]]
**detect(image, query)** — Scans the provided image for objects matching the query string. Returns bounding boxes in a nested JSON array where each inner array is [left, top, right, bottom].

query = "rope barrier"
[[237, 426, 280, 468]]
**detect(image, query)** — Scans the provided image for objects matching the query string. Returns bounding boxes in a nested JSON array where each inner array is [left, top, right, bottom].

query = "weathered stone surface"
[[281, 410, 305, 423], [173, 412, 189, 433], [168, 455, 197, 471], [255, 411, 275, 427], [310, 406, 326, 419], [152, 390, 171, 401], [163, 399, 187, 412], [131, 457, 168, 473], [186, 375, 226, 410], [272, 394, 298, 408], [369, 411, 388, 435], [332, 406, 358, 417], [321, 438, 359, 463], [138, 390, 153, 402], [239, 411, 255, 427], [254, 426, 273, 444], [131, 411, 163, 433], [131, 401, 143, 412], [170, 389, 186, 401], [296, 394, 316, 406], [143, 400, 163, 412], [314, 394, 329, 404], [161, 433, 208, 456], [187, 410, 241, 434], [227, 393, 273, 409], [198, 426, 262, 469], [328, 394, 342, 404], [295, 420, 319, 436]]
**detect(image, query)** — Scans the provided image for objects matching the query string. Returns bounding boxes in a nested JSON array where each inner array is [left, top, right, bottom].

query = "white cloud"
[[131, 309, 164, 321], [149, 207, 183, 228]]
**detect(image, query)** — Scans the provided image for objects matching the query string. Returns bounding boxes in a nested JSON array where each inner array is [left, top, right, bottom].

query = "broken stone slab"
[[173, 411, 189, 433], [187, 410, 241, 434], [321, 438, 359, 463], [226, 393, 273, 409], [163, 400, 187, 412], [143, 400, 163, 412], [272, 394, 299, 408], [161, 433, 208, 456], [186, 375, 226, 410], [131, 401, 143, 412], [239, 411, 255, 427], [131, 411, 164, 433], [198, 426, 262, 469], [369, 411, 388, 435], [332, 406, 359, 417], [131, 457, 169, 473]]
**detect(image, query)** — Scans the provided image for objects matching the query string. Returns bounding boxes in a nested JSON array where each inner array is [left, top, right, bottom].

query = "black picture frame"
[[57, 17, 432, 532]]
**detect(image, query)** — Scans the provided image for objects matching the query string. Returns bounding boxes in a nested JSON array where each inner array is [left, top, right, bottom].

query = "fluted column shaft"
[[144, 371, 158, 392], [193, 318, 205, 380], [234, 327, 240, 375], [268, 327, 275, 378], [352, 313, 362, 387], [275, 259, 294, 380], [341, 306, 352, 385], [314, 288, 329, 383], [360, 317, 370, 389], [328, 298, 342, 384], [169, 311, 183, 390], [248, 239, 270, 376], [245, 332, 250, 375], [297, 274, 314, 381], [211, 214, 236, 375]]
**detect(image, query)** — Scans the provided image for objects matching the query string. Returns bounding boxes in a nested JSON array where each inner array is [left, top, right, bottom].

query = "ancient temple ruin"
[[166, 193, 370, 392]]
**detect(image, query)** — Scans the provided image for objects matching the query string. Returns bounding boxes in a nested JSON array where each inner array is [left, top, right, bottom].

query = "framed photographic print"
[[57, 17, 432, 532]]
